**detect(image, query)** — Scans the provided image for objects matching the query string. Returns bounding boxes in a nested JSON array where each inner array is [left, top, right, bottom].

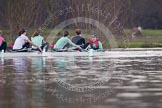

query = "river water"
[[0, 54, 162, 108]]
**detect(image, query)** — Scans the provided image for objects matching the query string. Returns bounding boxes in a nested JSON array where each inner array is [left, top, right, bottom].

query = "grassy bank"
[[118, 42, 162, 48], [122, 29, 162, 48], [125, 29, 162, 37]]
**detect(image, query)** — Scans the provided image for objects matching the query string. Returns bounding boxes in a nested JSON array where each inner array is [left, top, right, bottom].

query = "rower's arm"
[[27, 39, 42, 51], [83, 38, 85, 44], [97, 41, 104, 52]]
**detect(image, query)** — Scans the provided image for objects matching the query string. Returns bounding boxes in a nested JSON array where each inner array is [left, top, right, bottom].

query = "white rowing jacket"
[[13, 34, 29, 49]]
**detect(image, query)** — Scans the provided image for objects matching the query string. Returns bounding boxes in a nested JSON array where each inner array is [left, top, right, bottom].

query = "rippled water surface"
[[0, 55, 162, 108]]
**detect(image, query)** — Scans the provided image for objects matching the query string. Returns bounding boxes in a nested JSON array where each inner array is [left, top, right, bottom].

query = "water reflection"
[[51, 56, 113, 86], [0, 56, 162, 108]]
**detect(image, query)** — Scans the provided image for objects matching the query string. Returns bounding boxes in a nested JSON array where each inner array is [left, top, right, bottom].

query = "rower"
[[54, 31, 81, 51], [72, 29, 86, 47], [0, 30, 7, 52], [89, 34, 104, 52], [31, 30, 49, 52]]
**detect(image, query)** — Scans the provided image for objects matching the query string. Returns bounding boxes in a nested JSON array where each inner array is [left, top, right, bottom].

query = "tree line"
[[0, 0, 162, 32]]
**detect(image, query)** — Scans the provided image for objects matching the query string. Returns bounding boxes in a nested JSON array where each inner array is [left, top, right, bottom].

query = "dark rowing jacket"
[[72, 36, 85, 46]]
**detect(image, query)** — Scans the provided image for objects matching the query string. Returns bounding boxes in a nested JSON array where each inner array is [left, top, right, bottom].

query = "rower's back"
[[72, 29, 85, 46], [72, 36, 85, 46]]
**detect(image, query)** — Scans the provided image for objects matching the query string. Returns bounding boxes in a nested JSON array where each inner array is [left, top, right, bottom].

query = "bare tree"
[[6, 0, 44, 42]]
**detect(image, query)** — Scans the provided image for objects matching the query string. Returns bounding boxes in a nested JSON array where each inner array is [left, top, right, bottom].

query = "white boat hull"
[[1, 48, 162, 58]]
